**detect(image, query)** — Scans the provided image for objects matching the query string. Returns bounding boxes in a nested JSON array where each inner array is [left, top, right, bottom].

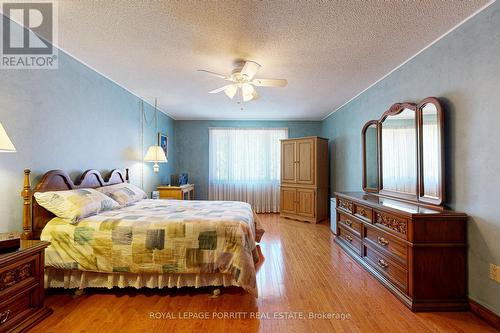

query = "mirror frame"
[[361, 97, 445, 207], [417, 97, 445, 206], [362, 120, 379, 193]]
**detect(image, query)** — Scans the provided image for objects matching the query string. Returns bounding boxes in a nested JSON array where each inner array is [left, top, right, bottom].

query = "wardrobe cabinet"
[[280, 136, 329, 223]]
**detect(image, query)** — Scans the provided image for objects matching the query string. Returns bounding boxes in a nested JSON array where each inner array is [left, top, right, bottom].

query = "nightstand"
[[157, 184, 195, 200], [0, 240, 52, 332]]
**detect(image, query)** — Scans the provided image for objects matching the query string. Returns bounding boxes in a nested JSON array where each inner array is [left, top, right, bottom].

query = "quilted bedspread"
[[40, 199, 261, 295]]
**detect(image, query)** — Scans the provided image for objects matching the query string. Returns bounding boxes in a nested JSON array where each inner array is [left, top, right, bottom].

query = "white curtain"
[[382, 122, 439, 196], [209, 128, 288, 213], [422, 122, 439, 197], [382, 125, 417, 194]]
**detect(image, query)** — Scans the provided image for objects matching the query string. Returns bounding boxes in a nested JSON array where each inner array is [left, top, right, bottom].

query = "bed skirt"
[[45, 267, 240, 291]]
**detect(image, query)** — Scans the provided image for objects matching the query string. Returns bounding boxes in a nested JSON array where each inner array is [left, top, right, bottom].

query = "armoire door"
[[281, 141, 296, 183], [280, 187, 297, 214], [296, 188, 315, 217], [296, 138, 315, 185]]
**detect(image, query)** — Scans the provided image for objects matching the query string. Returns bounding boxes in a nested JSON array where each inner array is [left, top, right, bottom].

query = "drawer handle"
[[344, 220, 352, 227], [0, 310, 10, 324], [377, 259, 389, 269], [377, 237, 389, 246], [345, 235, 353, 242], [358, 209, 367, 217]]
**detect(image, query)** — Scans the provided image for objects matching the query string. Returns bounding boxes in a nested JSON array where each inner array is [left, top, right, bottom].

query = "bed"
[[20, 169, 264, 296]]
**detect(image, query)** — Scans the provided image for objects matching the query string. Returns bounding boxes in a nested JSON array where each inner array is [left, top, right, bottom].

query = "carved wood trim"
[[375, 212, 407, 235], [338, 199, 353, 212], [0, 262, 32, 291]]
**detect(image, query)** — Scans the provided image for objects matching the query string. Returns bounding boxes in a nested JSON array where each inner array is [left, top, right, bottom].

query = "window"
[[208, 127, 288, 212]]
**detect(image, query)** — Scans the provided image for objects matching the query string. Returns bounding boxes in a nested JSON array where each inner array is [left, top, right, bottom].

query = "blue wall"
[[321, 1, 500, 315], [0, 22, 175, 232], [174, 120, 321, 200]]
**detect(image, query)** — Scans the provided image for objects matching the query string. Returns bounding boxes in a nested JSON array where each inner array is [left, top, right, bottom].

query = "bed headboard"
[[21, 168, 129, 240]]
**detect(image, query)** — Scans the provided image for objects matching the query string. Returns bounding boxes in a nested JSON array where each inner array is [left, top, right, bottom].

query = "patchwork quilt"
[[41, 199, 261, 295]]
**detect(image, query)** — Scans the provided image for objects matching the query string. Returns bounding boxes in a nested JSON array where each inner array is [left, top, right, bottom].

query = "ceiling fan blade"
[[224, 85, 238, 99], [251, 78, 288, 87], [242, 84, 258, 102], [241, 61, 261, 80], [197, 69, 228, 79], [209, 85, 233, 94]]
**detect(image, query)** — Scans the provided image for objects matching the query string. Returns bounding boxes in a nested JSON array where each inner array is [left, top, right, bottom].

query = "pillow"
[[95, 182, 147, 206], [34, 188, 120, 224]]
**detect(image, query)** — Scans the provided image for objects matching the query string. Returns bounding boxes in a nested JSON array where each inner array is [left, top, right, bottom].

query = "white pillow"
[[95, 182, 147, 206], [34, 188, 120, 224]]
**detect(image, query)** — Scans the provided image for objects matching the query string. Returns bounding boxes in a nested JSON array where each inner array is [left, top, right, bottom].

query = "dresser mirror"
[[418, 99, 444, 205], [380, 106, 418, 199], [361, 97, 444, 206], [362, 121, 379, 192]]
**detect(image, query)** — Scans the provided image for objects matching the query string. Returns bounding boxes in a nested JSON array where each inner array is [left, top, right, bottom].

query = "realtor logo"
[[1, 0, 58, 69]]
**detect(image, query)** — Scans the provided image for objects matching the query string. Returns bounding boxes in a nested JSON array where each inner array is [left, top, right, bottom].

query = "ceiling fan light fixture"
[[198, 60, 286, 103], [224, 85, 237, 99], [242, 84, 258, 102]]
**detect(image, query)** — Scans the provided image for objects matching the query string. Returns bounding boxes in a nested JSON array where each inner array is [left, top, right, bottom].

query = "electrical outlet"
[[490, 264, 500, 283]]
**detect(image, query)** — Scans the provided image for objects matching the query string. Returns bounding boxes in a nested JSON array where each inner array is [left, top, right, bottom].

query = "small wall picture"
[[158, 132, 168, 159]]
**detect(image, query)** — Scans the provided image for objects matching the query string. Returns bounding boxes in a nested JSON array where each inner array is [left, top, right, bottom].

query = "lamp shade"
[[0, 122, 16, 152], [144, 145, 167, 163]]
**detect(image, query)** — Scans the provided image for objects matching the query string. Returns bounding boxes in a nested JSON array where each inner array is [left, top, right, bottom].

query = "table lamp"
[[0, 122, 16, 152]]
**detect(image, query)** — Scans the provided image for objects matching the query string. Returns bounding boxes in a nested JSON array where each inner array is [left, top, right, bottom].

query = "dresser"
[[280, 136, 329, 223], [334, 192, 468, 311], [158, 184, 195, 200], [0, 240, 52, 332]]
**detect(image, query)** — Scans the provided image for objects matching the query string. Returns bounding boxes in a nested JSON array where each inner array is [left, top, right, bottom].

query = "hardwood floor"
[[31, 214, 496, 333]]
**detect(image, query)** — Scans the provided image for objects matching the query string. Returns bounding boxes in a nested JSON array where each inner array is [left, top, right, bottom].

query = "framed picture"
[[158, 132, 168, 159]]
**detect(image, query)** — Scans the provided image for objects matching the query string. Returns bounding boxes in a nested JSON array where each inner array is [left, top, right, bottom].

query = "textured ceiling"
[[56, 0, 490, 120]]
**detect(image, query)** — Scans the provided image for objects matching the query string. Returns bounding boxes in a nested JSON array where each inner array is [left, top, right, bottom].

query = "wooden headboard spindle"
[[21, 169, 33, 240], [21, 168, 130, 240]]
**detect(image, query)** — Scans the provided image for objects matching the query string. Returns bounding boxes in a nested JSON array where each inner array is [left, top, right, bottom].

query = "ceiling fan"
[[197, 60, 288, 102]]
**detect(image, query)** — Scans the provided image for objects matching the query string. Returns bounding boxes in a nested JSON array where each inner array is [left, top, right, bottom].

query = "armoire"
[[280, 136, 329, 223]]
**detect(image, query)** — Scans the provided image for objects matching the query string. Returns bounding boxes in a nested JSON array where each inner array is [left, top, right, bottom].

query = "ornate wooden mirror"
[[362, 120, 379, 192], [418, 97, 444, 205], [361, 97, 445, 207]]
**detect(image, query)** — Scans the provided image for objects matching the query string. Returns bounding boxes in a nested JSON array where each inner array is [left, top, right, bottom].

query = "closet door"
[[280, 187, 297, 214], [296, 188, 315, 217], [281, 140, 296, 184], [296, 138, 315, 185]]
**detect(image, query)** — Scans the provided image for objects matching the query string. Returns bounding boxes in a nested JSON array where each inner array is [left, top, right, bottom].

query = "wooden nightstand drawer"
[[0, 254, 38, 296], [0, 286, 38, 331], [0, 240, 52, 332], [158, 184, 195, 200]]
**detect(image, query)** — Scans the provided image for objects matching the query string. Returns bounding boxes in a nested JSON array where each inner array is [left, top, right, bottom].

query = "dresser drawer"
[[337, 225, 361, 256], [363, 244, 408, 293], [0, 254, 38, 296], [0, 286, 38, 331], [374, 210, 408, 239], [354, 203, 372, 222], [338, 212, 361, 236], [364, 225, 408, 266], [337, 198, 353, 214]]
